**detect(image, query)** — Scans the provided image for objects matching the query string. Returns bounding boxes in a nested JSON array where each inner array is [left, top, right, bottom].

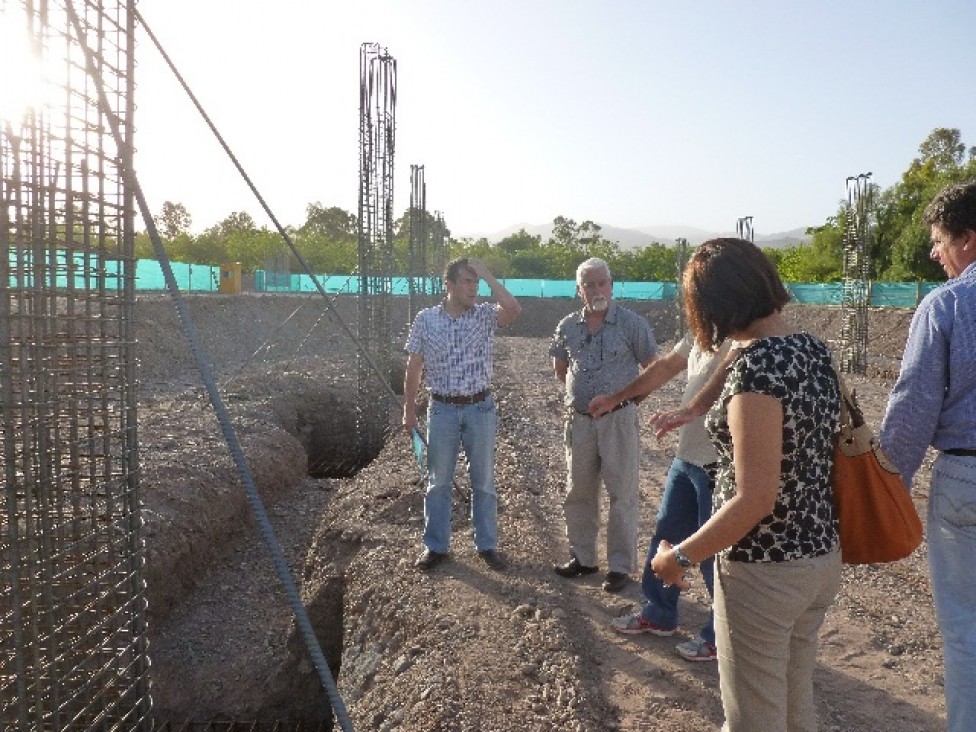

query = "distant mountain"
[[469, 222, 810, 250]]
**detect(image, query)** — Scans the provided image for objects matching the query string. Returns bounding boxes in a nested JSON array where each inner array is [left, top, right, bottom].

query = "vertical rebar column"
[[736, 216, 754, 243], [407, 164, 426, 322], [838, 173, 873, 374], [674, 237, 689, 336], [357, 43, 397, 460], [0, 0, 151, 729], [428, 211, 449, 300], [263, 250, 291, 292]]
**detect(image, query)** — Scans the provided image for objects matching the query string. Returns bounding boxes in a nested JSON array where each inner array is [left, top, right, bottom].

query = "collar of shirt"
[[573, 301, 619, 326], [436, 300, 475, 320]]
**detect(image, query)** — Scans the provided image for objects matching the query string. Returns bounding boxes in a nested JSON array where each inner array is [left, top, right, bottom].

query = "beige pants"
[[562, 405, 640, 574], [715, 547, 842, 732]]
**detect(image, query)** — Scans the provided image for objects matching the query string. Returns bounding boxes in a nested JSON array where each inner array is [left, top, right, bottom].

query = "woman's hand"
[[649, 408, 699, 440], [651, 540, 691, 589]]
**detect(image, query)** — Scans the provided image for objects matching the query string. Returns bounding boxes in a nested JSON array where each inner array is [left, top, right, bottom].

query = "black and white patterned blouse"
[[706, 333, 840, 562]]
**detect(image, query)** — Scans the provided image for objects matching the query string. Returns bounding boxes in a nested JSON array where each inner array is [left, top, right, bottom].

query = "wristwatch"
[[674, 544, 694, 568]]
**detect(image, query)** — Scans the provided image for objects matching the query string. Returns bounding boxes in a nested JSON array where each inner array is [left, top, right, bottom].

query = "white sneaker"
[[675, 636, 717, 662], [610, 612, 676, 636]]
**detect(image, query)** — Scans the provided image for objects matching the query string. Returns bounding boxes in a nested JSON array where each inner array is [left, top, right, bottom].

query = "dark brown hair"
[[923, 181, 976, 237], [683, 237, 791, 350], [444, 257, 471, 282]]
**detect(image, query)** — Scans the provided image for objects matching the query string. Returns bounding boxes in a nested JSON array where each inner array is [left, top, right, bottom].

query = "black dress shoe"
[[415, 548, 448, 571], [602, 571, 629, 593], [478, 549, 506, 571], [553, 556, 599, 578]]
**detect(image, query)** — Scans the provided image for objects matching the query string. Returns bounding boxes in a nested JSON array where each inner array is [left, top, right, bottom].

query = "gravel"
[[137, 294, 944, 731]]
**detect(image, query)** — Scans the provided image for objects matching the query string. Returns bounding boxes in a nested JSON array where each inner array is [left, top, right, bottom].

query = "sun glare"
[[0, 5, 50, 129]]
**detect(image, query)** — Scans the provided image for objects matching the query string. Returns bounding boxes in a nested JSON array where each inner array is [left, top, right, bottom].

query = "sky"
[[125, 0, 976, 239]]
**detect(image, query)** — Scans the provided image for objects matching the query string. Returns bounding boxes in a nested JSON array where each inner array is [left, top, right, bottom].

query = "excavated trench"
[[150, 380, 388, 730], [241, 389, 381, 727], [294, 390, 387, 479]]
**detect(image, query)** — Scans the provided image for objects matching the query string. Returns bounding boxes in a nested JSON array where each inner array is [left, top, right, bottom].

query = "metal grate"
[[0, 0, 151, 729]]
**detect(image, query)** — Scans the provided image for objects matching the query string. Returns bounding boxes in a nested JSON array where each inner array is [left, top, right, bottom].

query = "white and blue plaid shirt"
[[405, 301, 500, 397]]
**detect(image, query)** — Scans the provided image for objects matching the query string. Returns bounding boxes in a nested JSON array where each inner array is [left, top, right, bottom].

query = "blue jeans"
[[640, 458, 715, 643], [928, 453, 976, 732], [423, 395, 498, 553]]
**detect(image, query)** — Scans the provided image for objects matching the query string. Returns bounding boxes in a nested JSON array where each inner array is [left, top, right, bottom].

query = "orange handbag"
[[832, 373, 923, 564]]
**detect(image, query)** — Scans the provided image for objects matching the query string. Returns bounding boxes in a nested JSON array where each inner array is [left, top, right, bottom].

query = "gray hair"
[[576, 257, 611, 285]]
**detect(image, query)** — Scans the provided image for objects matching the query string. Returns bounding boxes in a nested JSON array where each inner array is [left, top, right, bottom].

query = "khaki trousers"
[[562, 405, 640, 573], [715, 546, 842, 732]]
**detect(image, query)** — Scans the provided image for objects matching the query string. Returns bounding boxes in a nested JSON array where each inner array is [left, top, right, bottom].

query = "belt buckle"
[[437, 389, 486, 405]]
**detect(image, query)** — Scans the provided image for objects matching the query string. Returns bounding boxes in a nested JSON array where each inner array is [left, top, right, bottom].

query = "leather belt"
[[431, 389, 490, 405], [944, 448, 976, 457], [574, 399, 633, 417]]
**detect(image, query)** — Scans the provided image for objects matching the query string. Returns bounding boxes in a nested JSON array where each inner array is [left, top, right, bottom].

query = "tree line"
[[137, 127, 976, 284]]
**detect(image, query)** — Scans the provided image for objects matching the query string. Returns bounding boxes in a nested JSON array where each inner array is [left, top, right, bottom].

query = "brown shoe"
[[553, 555, 599, 578], [415, 549, 448, 571]]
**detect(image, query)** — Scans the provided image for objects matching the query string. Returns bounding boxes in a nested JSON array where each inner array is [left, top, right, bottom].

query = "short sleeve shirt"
[[706, 333, 840, 562], [549, 303, 657, 412], [405, 302, 499, 396]]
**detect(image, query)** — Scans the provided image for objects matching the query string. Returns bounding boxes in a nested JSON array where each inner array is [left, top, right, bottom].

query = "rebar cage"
[[1, 1, 151, 728], [839, 174, 873, 374], [356, 42, 397, 461], [407, 164, 427, 323]]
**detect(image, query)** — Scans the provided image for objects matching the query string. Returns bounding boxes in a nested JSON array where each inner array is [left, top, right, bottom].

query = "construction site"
[[0, 1, 949, 730]]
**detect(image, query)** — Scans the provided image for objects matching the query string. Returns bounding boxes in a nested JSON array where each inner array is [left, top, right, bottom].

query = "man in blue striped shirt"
[[879, 181, 976, 732], [404, 258, 521, 572]]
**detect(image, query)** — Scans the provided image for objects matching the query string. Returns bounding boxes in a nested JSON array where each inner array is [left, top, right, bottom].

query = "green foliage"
[[496, 228, 541, 255], [613, 243, 676, 282], [770, 244, 841, 283], [548, 216, 584, 251], [299, 202, 357, 240], [131, 128, 974, 285], [772, 215, 846, 283], [877, 128, 976, 281], [294, 202, 358, 274], [508, 250, 551, 278], [134, 231, 154, 260], [759, 127, 975, 284], [157, 201, 192, 239]]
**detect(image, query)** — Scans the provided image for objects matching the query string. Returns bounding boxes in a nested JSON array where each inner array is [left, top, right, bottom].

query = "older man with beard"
[[550, 257, 657, 592]]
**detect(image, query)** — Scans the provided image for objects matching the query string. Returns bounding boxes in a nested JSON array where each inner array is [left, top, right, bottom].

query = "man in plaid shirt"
[[403, 258, 520, 572]]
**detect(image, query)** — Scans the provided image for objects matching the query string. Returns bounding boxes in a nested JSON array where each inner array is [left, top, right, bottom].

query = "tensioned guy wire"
[[134, 7, 403, 410], [64, 3, 354, 729], [134, 9, 429, 460]]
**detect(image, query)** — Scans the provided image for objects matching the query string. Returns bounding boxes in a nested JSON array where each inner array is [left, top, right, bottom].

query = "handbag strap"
[[831, 355, 865, 430]]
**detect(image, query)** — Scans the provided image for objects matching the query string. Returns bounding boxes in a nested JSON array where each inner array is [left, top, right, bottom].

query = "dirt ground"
[[135, 293, 943, 731]]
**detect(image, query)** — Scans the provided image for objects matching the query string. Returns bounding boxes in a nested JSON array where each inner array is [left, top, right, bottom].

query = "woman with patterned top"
[[652, 238, 841, 732]]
